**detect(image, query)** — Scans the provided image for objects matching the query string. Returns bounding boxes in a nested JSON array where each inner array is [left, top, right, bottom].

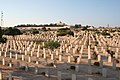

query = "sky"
[[0, 0, 120, 27]]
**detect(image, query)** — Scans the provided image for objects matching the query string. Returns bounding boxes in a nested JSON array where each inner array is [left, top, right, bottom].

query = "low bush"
[[0, 37, 7, 43], [19, 66, 26, 70], [57, 28, 74, 37], [43, 40, 60, 49], [94, 62, 100, 66], [70, 66, 75, 70]]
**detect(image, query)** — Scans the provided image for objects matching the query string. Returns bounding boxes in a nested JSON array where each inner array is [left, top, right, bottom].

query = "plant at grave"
[[93, 62, 100, 66], [19, 66, 26, 70], [40, 72, 46, 76], [43, 40, 60, 50], [92, 52, 98, 60], [107, 49, 115, 58], [70, 66, 76, 70], [46, 63, 54, 67], [95, 71, 102, 75], [73, 56, 79, 63], [62, 78, 72, 80]]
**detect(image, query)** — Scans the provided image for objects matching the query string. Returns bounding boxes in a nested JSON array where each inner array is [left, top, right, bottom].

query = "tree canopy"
[[4, 27, 22, 36], [0, 27, 7, 43]]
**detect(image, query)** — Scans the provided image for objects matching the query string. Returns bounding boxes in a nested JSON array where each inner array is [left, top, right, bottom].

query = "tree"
[[0, 27, 7, 43], [0, 27, 2, 38], [3, 27, 22, 46], [4, 27, 22, 36]]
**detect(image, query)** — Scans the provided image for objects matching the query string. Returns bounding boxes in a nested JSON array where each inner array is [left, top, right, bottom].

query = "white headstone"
[[43, 48, 46, 59], [115, 52, 118, 59], [22, 55, 24, 61], [15, 54, 18, 60], [58, 71, 61, 80], [36, 60, 39, 64], [97, 55, 101, 62], [88, 46, 91, 59], [0, 51, 2, 56], [8, 72, 12, 80], [0, 71, 2, 80], [28, 56, 31, 62], [2, 58, 5, 65], [75, 65, 79, 72], [108, 55, 112, 63], [35, 66, 38, 74], [88, 59, 91, 66], [112, 59, 116, 70], [37, 52, 39, 57], [56, 50, 59, 55], [88, 78, 93, 80], [4, 52, 7, 57], [88, 65, 92, 74], [100, 60, 103, 68], [9, 62, 12, 68], [25, 50, 27, 55], [10, 52, 12, 58], [102, 68, 107, 77], [60, 47, 62, 53], [68, 56, 71, 63], [25, 64, 28, 71], [59, 55, 62, 61], [51, 54, 54, 60], [72, 74, 76, 80]]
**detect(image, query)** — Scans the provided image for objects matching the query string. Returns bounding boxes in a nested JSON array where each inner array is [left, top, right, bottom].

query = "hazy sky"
[[0, 0, 120, 27]]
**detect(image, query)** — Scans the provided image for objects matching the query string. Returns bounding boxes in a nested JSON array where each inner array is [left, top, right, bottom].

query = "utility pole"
[[107, 24, 109, 27], [1, 11, 3, 27]]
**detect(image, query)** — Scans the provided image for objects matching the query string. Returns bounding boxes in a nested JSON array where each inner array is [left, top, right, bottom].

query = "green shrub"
[[4, 27, 22, 36], [43, 41, 60, 49], [70, 66, 75, 70], [33, 40, 45, 44], [19, 66, 26, 70], [95, 71, 102, 75], [94, 62, 100, 66], [57, 28, 74, 37], [46, 63, 54, 66], [0, 37, 7, 43], [31, 29, 39, 35]]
